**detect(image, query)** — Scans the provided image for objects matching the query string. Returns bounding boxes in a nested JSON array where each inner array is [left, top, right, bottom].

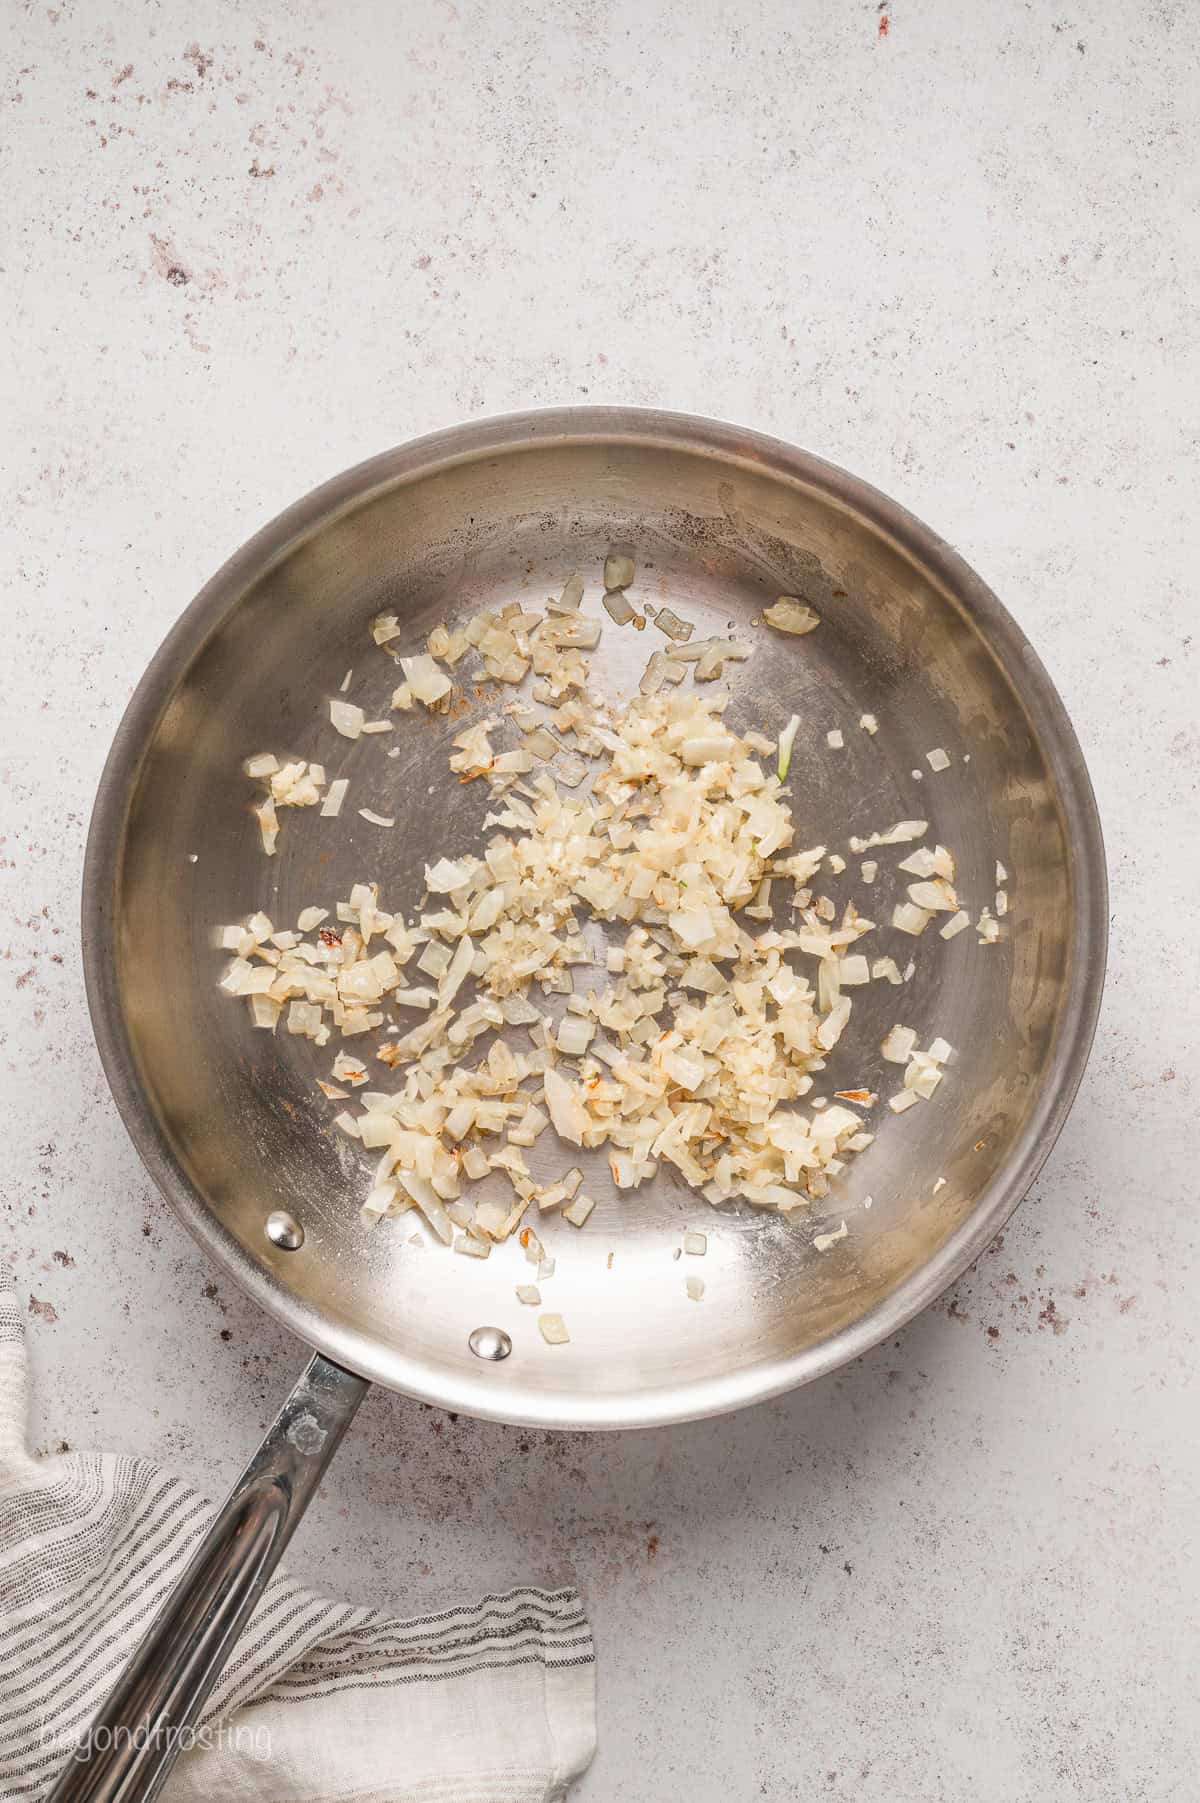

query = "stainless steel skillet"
[[64, 408, 1105, 1799]]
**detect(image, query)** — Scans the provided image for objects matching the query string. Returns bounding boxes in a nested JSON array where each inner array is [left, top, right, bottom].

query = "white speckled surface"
[[3, 3, 1197, 1797]]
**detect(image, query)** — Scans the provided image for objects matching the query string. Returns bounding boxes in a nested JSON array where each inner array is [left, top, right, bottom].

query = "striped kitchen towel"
[[0, 1267, 595, 1801]]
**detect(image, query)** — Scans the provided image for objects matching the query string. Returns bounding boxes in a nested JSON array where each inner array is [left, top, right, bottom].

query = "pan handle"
[[46, 1352, 369, 1803]]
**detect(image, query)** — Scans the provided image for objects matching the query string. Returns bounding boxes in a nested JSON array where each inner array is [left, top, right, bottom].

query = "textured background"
[[2, 2, 1196, 1798]]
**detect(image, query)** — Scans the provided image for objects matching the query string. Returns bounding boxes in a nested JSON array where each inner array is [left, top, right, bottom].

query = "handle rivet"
[[468, 1325, 512, 1361], [266, 1210, 304, 1251]]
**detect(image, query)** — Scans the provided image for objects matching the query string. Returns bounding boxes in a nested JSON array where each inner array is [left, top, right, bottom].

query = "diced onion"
[[330, 698, 365, 739], [777, 714, 800, 780], [215, 571, 968, 1265], [907, 879, 959, 913], [425, 858, 473, 893], [254, 797, 279, 855], [454, 1233, 491, 1259], [763, 597, 820, 635], [557, 1014, 596, 1056], [244, 752, 279, 778], [400, 654, 452, 707], [891, 902, 933, 936], [603, 590, 636, 626], [321, 778, 349, 818], [881, 1025, 917, 1063], [813, 1220, 848, 1251], [976, 908, 1000, 942], [653, 606, 694, 644], [849, 821, 927, 853], [543, 1069, 589, 1145]]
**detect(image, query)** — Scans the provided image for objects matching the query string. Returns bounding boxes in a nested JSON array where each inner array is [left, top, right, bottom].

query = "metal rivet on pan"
[[265, 1210, 305, 1251], [468, 1325, 512, 1362]]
